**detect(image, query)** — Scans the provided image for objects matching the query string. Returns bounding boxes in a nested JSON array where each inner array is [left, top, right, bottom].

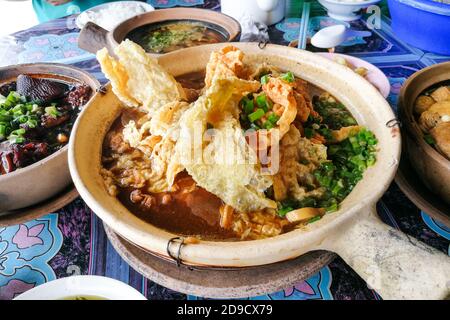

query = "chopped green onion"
[[248, 108, 265, 123], [307, 216, 322, 224], [44, 106, 61, 118], [26, 118, 38, 128], [261, 74, 270, 85], [31, 104, 41, 113], [267, 113, 280, 124], [0, 124, 6, 138], [298, 197, 317, 208], [10, 128, 26, 136], [424, 134, 435, 145], [241, 97, 254, 114], [0, 114, 12, 122], [278, 206, 293, 217], [325, 201, 338, 213], [322, 162, 335, 172], [263, 121, 275, 130], [9, 135, 25, 144], [255, 94, 272, 112], [280, 71, 295, 83], [304, 127, 314, 139]]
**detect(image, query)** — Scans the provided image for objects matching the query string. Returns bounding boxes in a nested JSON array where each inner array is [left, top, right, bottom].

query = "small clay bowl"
[[78, 8, 241, 55], [398, 61, 450, 205], [0, 63, 99, 212]]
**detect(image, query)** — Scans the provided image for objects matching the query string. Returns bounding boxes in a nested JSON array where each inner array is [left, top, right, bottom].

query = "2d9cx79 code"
[[221, 304, 273, 316]]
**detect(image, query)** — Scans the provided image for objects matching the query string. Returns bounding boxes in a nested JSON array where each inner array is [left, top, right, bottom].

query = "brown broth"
[[103, 71, 238, 240], [117, 175, 236, 240], [176, 70, 206, 90]]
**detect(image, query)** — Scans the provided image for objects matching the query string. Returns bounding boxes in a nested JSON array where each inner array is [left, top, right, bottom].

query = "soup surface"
[[126, 21, 227, 54]]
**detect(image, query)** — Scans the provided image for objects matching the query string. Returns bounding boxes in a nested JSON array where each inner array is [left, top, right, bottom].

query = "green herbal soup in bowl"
[[126, 20, 228, 54]]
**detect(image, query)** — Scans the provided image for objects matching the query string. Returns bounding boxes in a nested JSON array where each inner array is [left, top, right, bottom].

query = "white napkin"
[[238, 14, 270, 43]]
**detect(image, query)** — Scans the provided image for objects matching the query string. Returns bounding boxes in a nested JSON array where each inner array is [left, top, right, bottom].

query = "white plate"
[[318, 0, 382, 21], [14, 275, 147, 300], [76, 1, 154, 31], [317, 52, 391, 98]]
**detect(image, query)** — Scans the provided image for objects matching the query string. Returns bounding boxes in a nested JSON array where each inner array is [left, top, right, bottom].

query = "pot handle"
[[320, 205, 450, 300], [78, 22, 109, 54], [256, 0, 279, 12]]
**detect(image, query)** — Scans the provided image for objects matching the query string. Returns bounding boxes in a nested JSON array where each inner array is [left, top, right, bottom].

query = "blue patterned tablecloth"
[[0, 0, 449, 300]]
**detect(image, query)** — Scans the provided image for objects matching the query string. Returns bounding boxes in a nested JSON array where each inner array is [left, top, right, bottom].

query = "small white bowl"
[[318, 0, 382, 21], [13, 276, 147, 300], [316, 52, 391, 98], [76, 1, 154, 31]]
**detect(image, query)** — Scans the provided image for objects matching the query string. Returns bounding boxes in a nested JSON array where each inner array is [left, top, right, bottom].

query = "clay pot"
[[78, 8, 241, 55], [398, 61, 450, 205], [0, 63, 99, 211], [69, 43, 450, 300]]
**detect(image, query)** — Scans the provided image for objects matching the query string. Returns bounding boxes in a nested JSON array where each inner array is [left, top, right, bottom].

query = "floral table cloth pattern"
[[0, 0, 449, 300]]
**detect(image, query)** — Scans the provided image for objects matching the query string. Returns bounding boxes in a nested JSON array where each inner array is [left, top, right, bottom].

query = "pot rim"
[[69, 43, 401, 267], [398, 61, 450, 168], [0, 63, 100, 183], [108, 7, 242, 51]]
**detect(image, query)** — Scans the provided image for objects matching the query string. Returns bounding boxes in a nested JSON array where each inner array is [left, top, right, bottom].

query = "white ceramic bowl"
[[318, 0, 382, 21], [76, 1, 155, 31], [316, 52, 391, 98], [14, 276, 147, 300]]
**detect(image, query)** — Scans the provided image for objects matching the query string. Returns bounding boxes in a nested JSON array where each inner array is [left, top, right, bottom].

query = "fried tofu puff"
[[262, 77, 298, 138], [430, 86, 450, 103], [419, 101, 450, 132], [415, 95, 436, 115], [430, 122, 450, 160], [204, 46, 245, 89]]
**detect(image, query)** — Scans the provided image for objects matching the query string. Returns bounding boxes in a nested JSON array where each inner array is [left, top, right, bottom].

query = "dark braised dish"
[[0, 75, 92, 175]]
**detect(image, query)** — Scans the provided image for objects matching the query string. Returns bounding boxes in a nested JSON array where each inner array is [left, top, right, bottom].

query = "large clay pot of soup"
[[398, 62, 450, 205], [0, 63, 98, 212], [78, 8, 241, 55], [69, 41, 450, 300]]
